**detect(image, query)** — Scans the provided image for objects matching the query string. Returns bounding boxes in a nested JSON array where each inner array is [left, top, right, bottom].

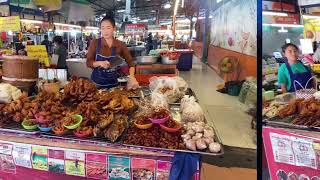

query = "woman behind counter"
[[86, 14, 139, 89], [278, 43, 316, 93]]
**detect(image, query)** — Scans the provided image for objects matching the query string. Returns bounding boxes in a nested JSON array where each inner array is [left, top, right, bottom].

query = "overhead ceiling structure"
[[86, 0, 204, 23]]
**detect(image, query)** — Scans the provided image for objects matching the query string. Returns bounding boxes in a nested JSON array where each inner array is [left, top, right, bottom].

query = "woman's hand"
[[93, 61, 110, 69], [127, 76, 139, 90]]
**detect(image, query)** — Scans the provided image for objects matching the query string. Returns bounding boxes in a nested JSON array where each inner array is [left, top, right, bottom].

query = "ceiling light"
[[262, 11, 288, 17], [20, 19, 43, 24], [181, 0, 184, 8], [174, 0, 180, 16], [151, 10, 156, 13], [278, 27, 288, 33], [263, 23, 303, 28], [164, 2, 171, 9], [302, 15, 320, 19], [117, 9, 125, 13], [54, 23, 81, 28], [85, 26, 99, 30]]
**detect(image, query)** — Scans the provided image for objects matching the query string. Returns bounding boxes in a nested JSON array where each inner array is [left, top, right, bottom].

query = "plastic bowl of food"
[[73, 126, 93, 138], [159, 119, 182, 133], [63, 115, 83, 130], [21, 118, 38, 130], [134, 117, 153, 129], [53, 125, 69, 136], [37, 124, 52, 132], [148, 109, 170, 124]]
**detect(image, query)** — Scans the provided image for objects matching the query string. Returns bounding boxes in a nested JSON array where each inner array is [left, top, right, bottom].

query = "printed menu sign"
[[86, 153, 107, 179], [263, 127, 320, 180], [26, 45, 50, 66], [292, 137, 317, 169], [270, 133, 295, 165], [157, 161, 172, 180], [32, 146, 48, 171], [0, 143, 13, 155], [48, 149, 65, 174], [108, 155, 130, 180], [12, 144, 32, 168], [65, 150, 85, 177], [131, 158, 156, 180], [0, 142, 15, 174]]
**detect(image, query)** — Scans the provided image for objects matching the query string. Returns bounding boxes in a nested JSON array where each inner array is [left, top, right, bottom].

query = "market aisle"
[[179, 57, 256, 149]]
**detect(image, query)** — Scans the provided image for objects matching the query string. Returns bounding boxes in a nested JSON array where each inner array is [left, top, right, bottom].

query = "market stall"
[[0, 56, 223, 179]]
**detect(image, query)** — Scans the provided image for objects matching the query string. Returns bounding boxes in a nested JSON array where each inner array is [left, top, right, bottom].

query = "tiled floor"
[[179, 58, 256, 149]]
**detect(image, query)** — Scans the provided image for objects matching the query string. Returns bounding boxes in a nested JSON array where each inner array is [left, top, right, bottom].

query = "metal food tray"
[[263, 115, 320, 131], [0, 123, 39, 135], [0, 106, 223, 156]]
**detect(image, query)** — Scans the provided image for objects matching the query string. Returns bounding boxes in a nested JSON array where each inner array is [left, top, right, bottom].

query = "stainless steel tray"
[[263, 115, 320, 132]]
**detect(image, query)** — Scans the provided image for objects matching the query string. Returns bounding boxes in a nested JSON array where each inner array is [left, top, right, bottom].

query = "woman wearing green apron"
[[86, 15, 139, 89], [278, 43, 316, 93]]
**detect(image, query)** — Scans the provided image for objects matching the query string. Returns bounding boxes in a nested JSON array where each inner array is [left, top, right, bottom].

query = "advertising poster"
[[263, 127, 320, 180], [65, 150, 86, 177], [48, 149, 65, 174], [86, 153, 107, 179], [131, 158, 156, 180], [108, 155, 130, 180]]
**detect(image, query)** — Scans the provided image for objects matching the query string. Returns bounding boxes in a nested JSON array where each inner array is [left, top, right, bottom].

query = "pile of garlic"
[[182, 121, 221, 153]]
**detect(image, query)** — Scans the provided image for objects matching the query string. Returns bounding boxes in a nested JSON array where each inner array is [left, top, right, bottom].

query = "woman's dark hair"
[[282, 43, 299, 53], [53, 36, 63, 45], [100, 12, 115, 27]]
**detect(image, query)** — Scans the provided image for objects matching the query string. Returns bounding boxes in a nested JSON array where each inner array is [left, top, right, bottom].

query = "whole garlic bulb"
[[209, 142, 221, 153], [196, 139, 207, 150], [204, 129, 215, 138], [186, 139, 197, 151]]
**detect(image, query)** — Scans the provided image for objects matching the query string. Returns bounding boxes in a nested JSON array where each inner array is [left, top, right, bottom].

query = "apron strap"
[[95, 38, 102, 60], [111, 47, 116, 57], [284, 60, 294, 78]]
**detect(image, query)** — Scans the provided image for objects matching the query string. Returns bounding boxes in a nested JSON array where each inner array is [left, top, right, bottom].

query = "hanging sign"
[[26, 45, 49, 66], [0, 16, 21, 32]]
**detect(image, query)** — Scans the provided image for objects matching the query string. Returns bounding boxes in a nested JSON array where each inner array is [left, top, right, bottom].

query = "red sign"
[[263, 13, 300, 25], [263, 1, 296, 12], [263, 126, 320, 180], [273, 13, 300, 24], [125, 23, 146, 35]]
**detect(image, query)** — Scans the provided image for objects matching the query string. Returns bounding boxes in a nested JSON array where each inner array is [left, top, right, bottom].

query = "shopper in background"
[[146, 32, 153, 54], [86, 14, 139, 89], [53, 36, 68, 70], [278, 43, 315, 93], [41, 35, 50, 53]]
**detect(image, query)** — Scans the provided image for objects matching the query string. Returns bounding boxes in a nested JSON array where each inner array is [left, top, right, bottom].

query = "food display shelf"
[[263, 116, 320, 132], [0, 103, 223, 156]]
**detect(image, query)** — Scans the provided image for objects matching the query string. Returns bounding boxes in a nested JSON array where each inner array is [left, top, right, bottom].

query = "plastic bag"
[[181, 96, 204, 123], [245, 84, 257, 107], [181, 95, 197, 112], [238, 81, 251, 103], [0, 83, 22, 104], [151, 92, 169, 110], [149, 76, 182, 103]]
